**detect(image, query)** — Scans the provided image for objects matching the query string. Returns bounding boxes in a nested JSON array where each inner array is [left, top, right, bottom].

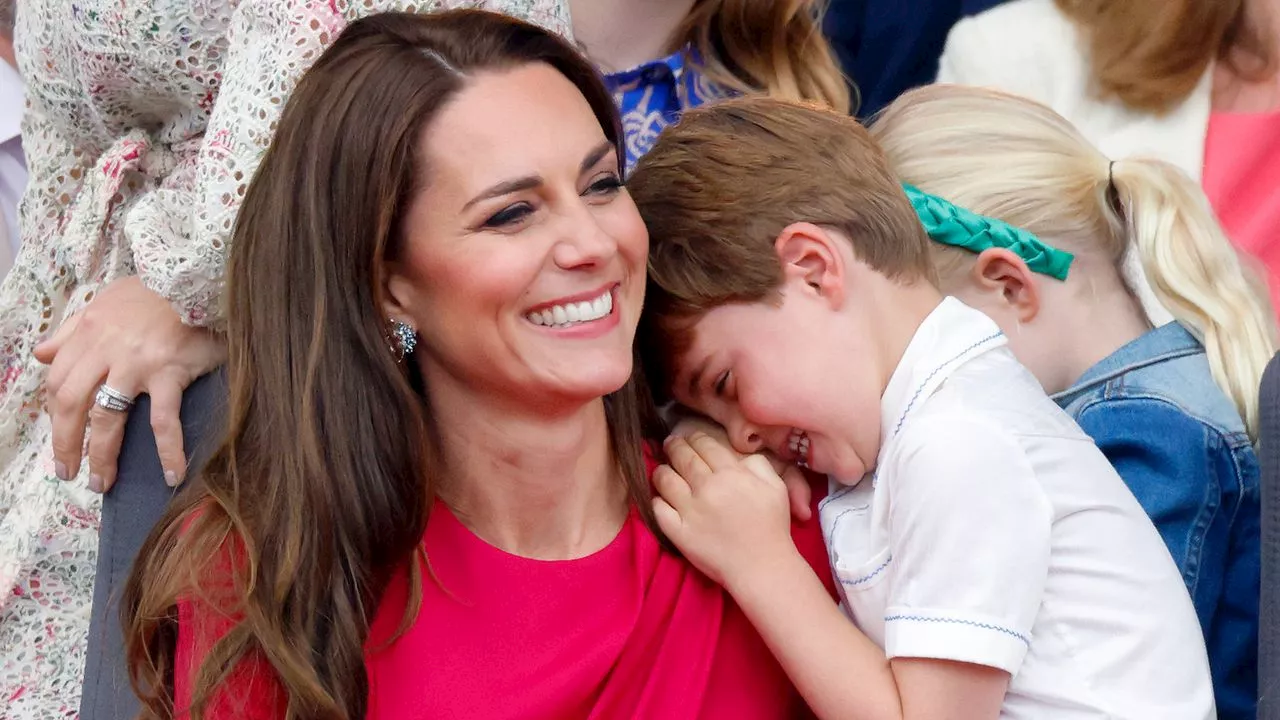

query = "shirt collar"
[[602, 47, 689, 90], [878, 297, 1008, 451], [0, 61, 24, 144], [1052, 322, 1202, 405]]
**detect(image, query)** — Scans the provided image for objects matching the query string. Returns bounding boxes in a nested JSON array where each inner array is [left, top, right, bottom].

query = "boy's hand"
[[653, 433, 798, 592], [669, 416, 813, 522]]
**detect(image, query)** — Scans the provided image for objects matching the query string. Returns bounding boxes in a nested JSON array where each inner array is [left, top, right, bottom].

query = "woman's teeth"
[[788, 429, 811, 468], [526, 289, 613, 328]]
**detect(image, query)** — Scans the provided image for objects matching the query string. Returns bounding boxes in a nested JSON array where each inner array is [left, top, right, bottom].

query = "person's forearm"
[[727, 550, 904, 720]]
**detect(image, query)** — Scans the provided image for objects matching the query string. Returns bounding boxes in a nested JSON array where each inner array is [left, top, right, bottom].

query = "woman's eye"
[[586, 174, 623, 196], [483, 203, 534, 228], [713, 370, 731, 397]]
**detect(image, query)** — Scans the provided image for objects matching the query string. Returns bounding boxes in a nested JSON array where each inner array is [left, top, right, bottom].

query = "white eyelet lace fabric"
[[0, 2, 571, 717]]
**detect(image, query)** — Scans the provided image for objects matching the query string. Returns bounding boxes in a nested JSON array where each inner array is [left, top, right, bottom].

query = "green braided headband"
[[902, 184, 1074, 281]]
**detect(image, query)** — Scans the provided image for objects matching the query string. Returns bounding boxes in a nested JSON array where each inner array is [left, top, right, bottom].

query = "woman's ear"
[[381, 261, 417, 327], [774, 222, 846, 308], [971, 248, 1042, 323]]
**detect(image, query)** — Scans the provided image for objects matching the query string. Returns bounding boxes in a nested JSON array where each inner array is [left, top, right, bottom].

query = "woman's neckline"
[[431, 500, 637, 566]]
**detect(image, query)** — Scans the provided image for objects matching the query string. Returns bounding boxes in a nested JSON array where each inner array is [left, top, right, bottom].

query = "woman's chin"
[[532, 365, 635, 406]]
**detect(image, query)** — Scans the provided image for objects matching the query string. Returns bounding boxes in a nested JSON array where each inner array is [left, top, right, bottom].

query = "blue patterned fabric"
[[604, 49, 727, 171]]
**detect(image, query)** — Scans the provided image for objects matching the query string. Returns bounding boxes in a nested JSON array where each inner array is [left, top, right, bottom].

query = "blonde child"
[[628, 96, 1215, 719], [870, 84, 1274, 719]]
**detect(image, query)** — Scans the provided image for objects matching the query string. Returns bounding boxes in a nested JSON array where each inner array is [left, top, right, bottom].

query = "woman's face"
[[385, 62, 648, 412]]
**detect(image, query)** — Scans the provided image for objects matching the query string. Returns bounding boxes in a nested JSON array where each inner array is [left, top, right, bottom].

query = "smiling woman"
[[381, 60, 647, 422], [120, 11, 833, 720]]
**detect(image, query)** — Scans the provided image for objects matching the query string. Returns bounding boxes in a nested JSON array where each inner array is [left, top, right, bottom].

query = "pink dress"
[[175, 478, 835, 718], [1202, 110, 1280, 304]]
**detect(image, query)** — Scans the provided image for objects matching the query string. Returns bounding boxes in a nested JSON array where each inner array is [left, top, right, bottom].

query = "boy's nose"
[[730, 418, 765, 455]]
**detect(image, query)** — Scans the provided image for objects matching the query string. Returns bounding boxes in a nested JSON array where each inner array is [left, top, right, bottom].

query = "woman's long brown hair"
[[122, 11, 654, 719], [680, 0, 852, 114], [1056, 0, 1276, 113]]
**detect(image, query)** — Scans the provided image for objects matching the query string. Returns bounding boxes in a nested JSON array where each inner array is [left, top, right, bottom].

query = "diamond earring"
[[390, 319, 418, 360]]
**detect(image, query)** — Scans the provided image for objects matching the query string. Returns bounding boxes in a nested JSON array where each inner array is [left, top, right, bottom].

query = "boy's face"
[[668, 271, 887, 484]]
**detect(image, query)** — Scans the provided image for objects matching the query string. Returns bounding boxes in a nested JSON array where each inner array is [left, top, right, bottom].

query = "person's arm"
[[726, 546, 1009, 720], [1073, 399, 1225, 608], [655, 417, 1050, 720], [1075, 398, 1261, 716]]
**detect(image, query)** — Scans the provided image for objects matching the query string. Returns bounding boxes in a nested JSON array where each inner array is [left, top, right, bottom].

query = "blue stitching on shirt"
[[892, 332, 1004, 437], [822, 504, 871, 565], [840, 554, 893, 588], [819, 483, 856, 511], [884, 614, 1030, 646], [819, 330, 1004, 509]]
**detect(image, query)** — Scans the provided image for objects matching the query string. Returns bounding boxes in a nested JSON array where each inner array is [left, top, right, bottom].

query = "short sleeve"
[[882, 414, 1052, 675]]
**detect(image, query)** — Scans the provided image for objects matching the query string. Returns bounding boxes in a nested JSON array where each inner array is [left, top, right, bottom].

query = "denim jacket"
[[1053, 323, 1260, 720]]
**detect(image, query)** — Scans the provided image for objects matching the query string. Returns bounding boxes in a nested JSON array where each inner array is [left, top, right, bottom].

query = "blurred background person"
[[823, 0, 1009, 117], [571, 0, 848, 167], [937, 0, 1280, 315]]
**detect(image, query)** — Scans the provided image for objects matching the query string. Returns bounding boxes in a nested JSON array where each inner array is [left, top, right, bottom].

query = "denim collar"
[[1051, 322, 1202, 406]]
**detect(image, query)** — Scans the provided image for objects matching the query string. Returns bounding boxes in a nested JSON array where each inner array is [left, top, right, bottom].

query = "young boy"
[[629, 97, 1215, 719]]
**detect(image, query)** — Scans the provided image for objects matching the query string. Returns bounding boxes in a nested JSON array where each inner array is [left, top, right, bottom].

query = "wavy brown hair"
[[680, 0, 852, 114], [1056, 0, 1276, 113], [122, 11, 654, 720]]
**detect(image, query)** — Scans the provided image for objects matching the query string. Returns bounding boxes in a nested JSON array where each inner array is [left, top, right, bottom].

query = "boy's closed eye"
[[713, 370, 732, 398]]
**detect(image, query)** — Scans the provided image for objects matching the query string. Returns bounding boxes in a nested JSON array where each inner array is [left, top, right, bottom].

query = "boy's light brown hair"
[[628, 95, 933, 401]]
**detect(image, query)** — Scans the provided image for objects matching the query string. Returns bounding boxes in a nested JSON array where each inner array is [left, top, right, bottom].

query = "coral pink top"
[[175, 471, 834, 719], [1202, 110, 1280, 304]]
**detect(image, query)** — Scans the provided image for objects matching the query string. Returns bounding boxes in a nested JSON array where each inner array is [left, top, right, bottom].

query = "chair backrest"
[[1258, 352, 1280, 719], [79, 370, 227, 720]]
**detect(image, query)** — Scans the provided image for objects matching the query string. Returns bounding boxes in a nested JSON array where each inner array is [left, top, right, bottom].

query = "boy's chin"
[[828, 457, 872, 487]]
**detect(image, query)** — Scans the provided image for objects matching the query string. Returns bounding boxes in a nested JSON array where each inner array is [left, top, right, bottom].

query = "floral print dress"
[[0, 2, 571, 717]]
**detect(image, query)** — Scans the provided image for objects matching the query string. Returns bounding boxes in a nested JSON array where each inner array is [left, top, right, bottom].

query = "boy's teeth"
[[787, 429, 810, 464], [527, 289, 613, 328]]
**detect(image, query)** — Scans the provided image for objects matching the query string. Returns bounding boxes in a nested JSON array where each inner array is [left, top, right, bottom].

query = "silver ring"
[[94, 384, 135, 413]]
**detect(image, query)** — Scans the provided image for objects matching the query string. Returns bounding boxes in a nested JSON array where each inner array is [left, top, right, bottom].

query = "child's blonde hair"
[[870, 84, 1277, 438]]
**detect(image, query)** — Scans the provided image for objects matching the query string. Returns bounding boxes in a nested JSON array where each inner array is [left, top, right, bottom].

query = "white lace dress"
[[0, 2, 572, 716]]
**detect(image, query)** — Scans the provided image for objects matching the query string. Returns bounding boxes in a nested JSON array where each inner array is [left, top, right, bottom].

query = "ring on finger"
[[94, 384, 135, 413]]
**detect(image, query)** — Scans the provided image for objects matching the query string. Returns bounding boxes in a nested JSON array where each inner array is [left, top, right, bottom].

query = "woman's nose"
[[553, 204, 618, 270]]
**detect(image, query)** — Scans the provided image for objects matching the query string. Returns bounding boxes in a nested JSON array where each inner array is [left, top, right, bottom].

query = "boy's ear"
[[971, 248, 1041, 322], [774, 222, 846, 308]]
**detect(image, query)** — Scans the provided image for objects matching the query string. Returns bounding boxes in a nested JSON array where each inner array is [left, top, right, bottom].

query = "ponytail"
[[1111, 157, 1277, 439], [679, 0, 852, 114]]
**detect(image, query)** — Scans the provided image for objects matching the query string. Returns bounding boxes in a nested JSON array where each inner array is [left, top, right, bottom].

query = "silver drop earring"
[[390, 319, 418, 360]]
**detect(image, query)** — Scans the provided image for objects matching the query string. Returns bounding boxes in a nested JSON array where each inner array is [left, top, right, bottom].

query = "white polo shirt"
[[820, 298, 1214, 719]]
